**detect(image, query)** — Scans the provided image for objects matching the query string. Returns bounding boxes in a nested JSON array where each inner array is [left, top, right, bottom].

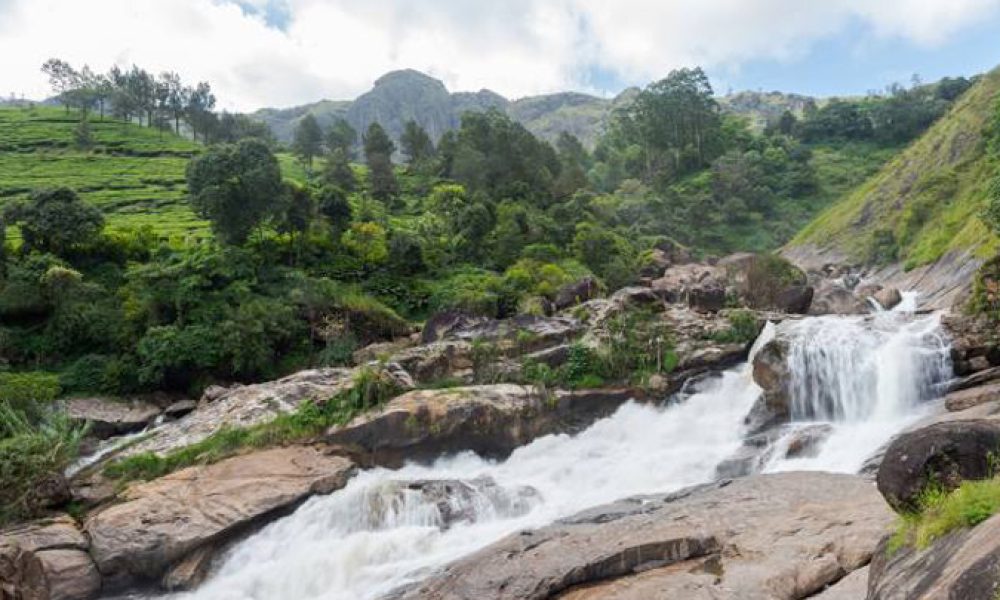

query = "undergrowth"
[[889, 477, 1000, 553]]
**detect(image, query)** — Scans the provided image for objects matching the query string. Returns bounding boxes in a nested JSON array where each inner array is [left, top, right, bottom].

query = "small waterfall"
[[145, 297, 950, 600]]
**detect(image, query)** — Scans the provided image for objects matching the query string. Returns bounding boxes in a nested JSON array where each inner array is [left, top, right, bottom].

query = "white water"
[[166, 305, 950, 600]]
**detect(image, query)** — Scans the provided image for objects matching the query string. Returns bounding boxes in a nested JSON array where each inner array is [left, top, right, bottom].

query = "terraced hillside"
[[789, 66, 1000, 272], [0, 106, 208, 240]]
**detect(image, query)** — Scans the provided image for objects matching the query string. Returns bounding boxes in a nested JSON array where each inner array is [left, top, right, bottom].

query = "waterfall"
[[149, 303, 949, 600]]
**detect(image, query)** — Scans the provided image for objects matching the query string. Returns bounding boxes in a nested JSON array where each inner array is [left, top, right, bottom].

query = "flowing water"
[[159, 302, 950, 600]]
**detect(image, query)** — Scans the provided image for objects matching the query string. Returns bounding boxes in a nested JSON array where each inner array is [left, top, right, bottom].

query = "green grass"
[[889, 477, 1000, 552], [792, 66, 1000, 267]]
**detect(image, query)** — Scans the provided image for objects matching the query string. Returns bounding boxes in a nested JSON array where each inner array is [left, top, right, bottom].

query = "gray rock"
[[61, 397, 161, 439], [554, 277, 601, 310], [0, 515, 101, 600], [809, 283, 869, 315], [874, 287, 903, 310], [386, 472, 892, 600], [876, 419, 1000, 512]]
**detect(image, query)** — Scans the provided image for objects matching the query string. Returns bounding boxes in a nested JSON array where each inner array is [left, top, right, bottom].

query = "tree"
[[400, 120, 435, 168], [186, 139, 283, 245], [341, 222, 388, 266], [326, 119, 357, 157], [10, 188, 104, 255], [292, 114, 324, 168], [277, 183, 314, 263], [186, 82, 216, 142], [322, 148, 357, 192], [363, 123, 398, 202], [317, 185, 353, 236], [40, 59, 79, 113]]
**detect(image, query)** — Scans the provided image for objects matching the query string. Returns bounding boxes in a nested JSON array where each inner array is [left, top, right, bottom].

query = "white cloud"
[[0, 0, 997, 111]]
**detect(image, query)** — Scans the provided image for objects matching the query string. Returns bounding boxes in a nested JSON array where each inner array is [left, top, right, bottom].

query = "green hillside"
[[0, 106, 208, 240], [791, 67, 1000, 268]]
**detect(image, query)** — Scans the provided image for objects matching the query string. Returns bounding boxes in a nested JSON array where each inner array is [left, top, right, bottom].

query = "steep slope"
[[719, 90, 817, 131], [786, 66, 1000, 308], [253, 99, 351, 143]]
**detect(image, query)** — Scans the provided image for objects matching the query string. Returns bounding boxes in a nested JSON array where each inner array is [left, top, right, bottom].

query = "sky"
[[1, 0, 999, 112]]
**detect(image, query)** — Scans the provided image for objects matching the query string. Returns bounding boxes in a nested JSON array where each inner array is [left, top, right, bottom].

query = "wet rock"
[[386, 472, 892, 600], [945, 382, 1000, 412], [808, 283, 869, 315], [120, 368, 356, 458], [85, 446, 356, 590], [874, 287, 903, 310], [876, 420, 1000, 512], [61, 397, 161, 439], [391, 478, 540, 529], [162, 544, 216, 591], [325, 385, 637, 467], [783, 424, 834, 459], [420, 311, 491, 345], [951, 366, 1000, 392], [0, 515, 101, 600], [554, 277, 601, 311], [749, 337, 792, 427], [868, 512, 1000, 599]]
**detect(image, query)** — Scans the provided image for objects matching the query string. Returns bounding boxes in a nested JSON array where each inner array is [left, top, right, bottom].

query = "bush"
[[59, 354, 114, 393], [0, 406, 85, 524], [890, 477, 1000, 552], [0, 372, 60, 430]]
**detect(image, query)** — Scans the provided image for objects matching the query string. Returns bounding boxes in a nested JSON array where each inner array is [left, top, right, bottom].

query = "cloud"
[[0, 0, 997, 111]]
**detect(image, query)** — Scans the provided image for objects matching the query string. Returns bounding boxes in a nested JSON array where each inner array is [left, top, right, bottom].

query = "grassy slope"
[[0, 107, 315, 243], [791, 67, 1000, 268]]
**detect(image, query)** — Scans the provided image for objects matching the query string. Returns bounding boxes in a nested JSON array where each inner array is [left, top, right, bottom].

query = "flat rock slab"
[[62, 397, 161, 439], [869, 513, 1000, 599], [945, 382, 1000, 412], [120, 367, 355, 458], [325, 384, 636, 466], [387, 472, 892, 600], [85, 445, 355, 589]]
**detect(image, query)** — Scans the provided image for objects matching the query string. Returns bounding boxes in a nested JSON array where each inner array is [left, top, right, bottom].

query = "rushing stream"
[[154, 300, 950, 600]]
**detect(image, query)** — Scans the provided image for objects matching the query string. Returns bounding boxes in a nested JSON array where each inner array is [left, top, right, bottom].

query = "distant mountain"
[[253, 70, 818, 150], [252, 70, 633, 150]]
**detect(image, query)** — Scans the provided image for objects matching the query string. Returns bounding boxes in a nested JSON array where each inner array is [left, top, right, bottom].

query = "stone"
[[783, 423, 834, 458], [442, 315, 584, 351], [687, 286, 726, 313], [0, 515, 100, 600], [388, 341, 474, 384], [554, 277, 601, 310], [420, 311, 492, 345], [808, 283, 869, 315], [386, 473, 892, 600], [61, 397, 161, 439], [812, 566, 870, 600], [951, 366, 1000, 392], [353, 338, 416, 365], [773, 285, 814, 314], [200, 385, 230, 403], [876, 419, 1000, 512], [85, 446, 356, 589], [750, 337, 792, 426], [945, 382, 1000, 412], [386, 478, 540, 530], [163, 399, 197, 419], [120, 368, 356, 458], [162, 544, 216, 591], [651, 263, 725, 306], [325, 385, 637, 467], [874, 287, 903, 310], [868, 513, 1000, 599]]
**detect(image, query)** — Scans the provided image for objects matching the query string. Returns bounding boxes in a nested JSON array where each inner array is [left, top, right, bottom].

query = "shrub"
[[59, 354, 115, 393], [890, 477, 1000, 552], [0, 372, 60, 429], [709, 310, 761, 344]]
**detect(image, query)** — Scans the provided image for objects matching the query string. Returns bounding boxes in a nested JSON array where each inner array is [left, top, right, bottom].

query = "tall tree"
[[40, 59, 80, 114], [8, 188, 104, 256], [322, 148, 357, 192], [363, 123, 398, 202], [185, 82, 216, 142], [292, 114, 324, 168], [400, 120, 435, 168], [186, 139, 283, 245], [325, 119, 357, 157]]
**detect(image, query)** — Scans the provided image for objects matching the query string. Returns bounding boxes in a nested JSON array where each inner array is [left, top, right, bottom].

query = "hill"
[[0, 106, 207, 240], [252, 70, 638, 149], [786, 66, 1000, 306]]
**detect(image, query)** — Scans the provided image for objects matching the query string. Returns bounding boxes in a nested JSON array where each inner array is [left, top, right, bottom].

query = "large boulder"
[[651, 264, 726, 310], [874, 287, 903, 311], [61, 397, 161, 439], [808, 283, 869, 315], [945, 382, 1000, 412], [942, 313, 1000, 376], [118, 368, 356, 459], [876, 420, 1000, 512], [85, 446, 355, 590], [325, 385, 637, 466], [420, 312, 491, 345], [386, 472, 892, 600], [0, 515, 101, 600], [388, 341, 474, 384], [868, 513, 1000, 599], [749, 337, 792, 430], [554, 277, 601, 310]]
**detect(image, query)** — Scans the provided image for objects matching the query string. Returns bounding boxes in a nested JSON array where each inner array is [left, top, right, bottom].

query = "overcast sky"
[[2, 0, 999, 112]]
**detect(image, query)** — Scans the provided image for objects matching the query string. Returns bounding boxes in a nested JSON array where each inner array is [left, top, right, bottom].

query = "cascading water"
[[148, 301, 950, 600]]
